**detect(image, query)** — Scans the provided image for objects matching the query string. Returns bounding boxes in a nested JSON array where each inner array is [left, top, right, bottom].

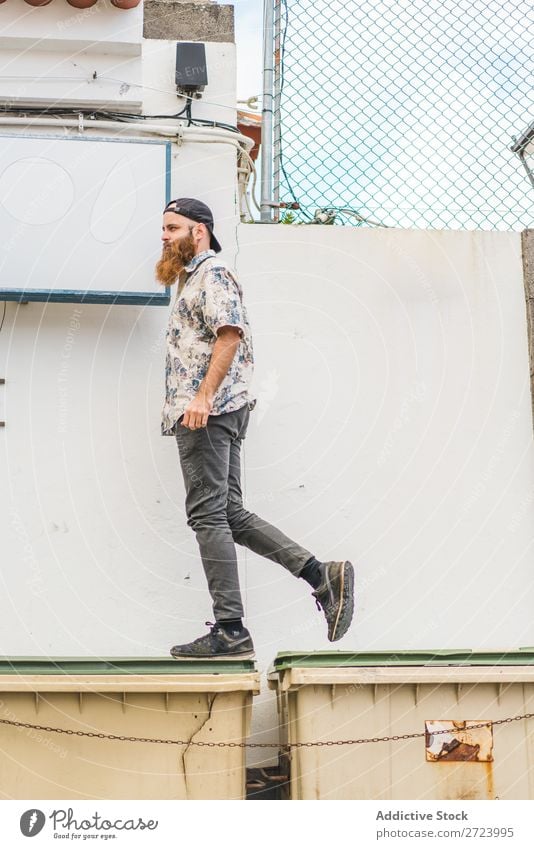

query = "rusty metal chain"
[[0, 713, 532, 749]]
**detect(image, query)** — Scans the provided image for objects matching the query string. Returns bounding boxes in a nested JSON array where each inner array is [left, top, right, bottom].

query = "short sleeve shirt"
[[161, 250, 256, 435]]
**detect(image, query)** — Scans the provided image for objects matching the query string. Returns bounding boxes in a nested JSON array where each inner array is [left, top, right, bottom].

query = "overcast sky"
[[233, 0, 264, 105], [230, 0, 532, 228]]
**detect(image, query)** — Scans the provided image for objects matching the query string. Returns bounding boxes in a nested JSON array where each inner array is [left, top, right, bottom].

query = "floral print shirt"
[[161, 250, 256, 435]]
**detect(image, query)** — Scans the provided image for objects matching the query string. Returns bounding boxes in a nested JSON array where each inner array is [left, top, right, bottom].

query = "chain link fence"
[[264, 0, 534, 228]]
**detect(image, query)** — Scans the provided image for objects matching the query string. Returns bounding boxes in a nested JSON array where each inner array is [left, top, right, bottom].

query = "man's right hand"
[[181, 392, 214, 430]]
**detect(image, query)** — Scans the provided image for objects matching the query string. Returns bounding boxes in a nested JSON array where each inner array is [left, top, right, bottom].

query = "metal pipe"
[[272, 0, 281, 222], [261, 0, 274, 222], [0, 117, 254, 151], [518, 151, 534, 191]]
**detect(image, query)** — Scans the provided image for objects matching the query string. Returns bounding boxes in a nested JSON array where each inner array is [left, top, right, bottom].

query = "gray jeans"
[[174, 403, 313, 620]]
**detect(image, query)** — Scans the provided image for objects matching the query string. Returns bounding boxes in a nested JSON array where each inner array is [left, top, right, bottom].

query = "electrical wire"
[[236, 143, 260, 220], [186, 117, 241, 134], [0, 74, 262, 117], [238, 145, 261, 213], [182, 103, 241, 132], [0, 102, 247, 134], [97, 75, 259, 116], [0, 78, 257, 210], [0, 301, 5, 335], [0, 106, 188, 121], [0, 105, 245, 136], [316, 207, 389, 228], [0, 109, 258, 219]]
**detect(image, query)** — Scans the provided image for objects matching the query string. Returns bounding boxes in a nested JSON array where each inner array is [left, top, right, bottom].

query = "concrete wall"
[[2, 223, 534, 761], [144, 1, 234, 42], [236, 224, 534, 754], [0, 0, 233, 111], [0, 0, 240, 239]]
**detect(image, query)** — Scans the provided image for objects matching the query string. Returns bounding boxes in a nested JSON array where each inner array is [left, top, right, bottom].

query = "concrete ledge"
[[143, 2, 234, 42], [270, 666, 534, 690], [0, 673, 260, 693]]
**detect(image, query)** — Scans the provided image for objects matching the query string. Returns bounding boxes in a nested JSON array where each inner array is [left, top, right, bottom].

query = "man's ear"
[[192, 222, 204, 243]]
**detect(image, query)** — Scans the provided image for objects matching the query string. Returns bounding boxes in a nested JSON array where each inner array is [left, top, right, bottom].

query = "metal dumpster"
[[268, 650, 534, 800], [0, 657, 259, 800]]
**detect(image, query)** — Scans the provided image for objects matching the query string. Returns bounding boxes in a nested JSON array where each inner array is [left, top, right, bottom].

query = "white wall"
[[236, 224, 534, 756], [0, 0, 143, 111], [0, 29, 240, 258], [0, 8, 244, 655], [2, 224, 534, 760]]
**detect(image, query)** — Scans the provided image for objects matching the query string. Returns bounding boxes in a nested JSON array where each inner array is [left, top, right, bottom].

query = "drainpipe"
[[261, 0, 274, 222]]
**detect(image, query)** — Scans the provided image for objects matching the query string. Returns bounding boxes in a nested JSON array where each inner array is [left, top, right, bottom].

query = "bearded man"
[[156, 197, 355, 658]]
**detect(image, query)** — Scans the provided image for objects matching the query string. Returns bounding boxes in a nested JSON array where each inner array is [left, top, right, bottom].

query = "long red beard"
[[155, 233, 197, 286]]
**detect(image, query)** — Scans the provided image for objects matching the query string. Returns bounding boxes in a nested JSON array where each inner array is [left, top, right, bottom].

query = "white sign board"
[[0, 133, 170, 305]]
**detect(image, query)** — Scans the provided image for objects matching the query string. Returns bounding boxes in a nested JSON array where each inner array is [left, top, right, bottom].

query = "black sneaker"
[[170, 622, 255, 659], [312, 560, 355, 642]]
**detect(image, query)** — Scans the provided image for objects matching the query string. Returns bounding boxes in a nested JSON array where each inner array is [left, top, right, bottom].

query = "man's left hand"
[[181, 393, 214, 430]]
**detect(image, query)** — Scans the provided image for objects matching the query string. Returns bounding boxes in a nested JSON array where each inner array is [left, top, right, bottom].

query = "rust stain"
[[425, 720, 493, 763], [438, 741, 480, 761], [484, 760, 495, 799]]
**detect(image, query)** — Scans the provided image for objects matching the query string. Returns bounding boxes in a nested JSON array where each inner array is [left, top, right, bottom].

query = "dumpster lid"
[[271, 649, 534, 672], [0, 657, 257, 675]]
